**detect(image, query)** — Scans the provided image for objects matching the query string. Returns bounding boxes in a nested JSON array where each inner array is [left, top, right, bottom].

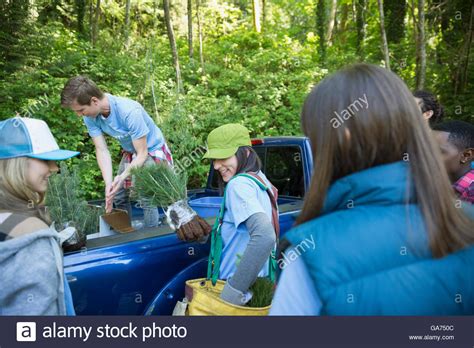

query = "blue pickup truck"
[[64, 136, 313, 315]]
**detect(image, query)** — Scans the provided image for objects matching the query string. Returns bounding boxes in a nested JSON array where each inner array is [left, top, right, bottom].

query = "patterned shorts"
[[120, 143, 174, 189]]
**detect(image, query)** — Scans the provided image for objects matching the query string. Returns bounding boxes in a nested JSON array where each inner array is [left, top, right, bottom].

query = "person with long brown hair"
[[270, 64, 474, 315], [0, 117, 79, 315]]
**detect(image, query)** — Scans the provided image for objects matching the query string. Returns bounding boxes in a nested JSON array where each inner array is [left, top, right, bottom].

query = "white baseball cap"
[[0, 117, 80, 160]]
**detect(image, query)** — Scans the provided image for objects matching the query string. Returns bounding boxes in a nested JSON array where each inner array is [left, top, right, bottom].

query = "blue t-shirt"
[[269, 246, 322, 315], [219, 172, 275, 279], [83, 94, 165, 153]]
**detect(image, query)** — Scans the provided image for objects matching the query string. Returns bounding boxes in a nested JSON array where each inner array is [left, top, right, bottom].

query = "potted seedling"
[[131, 163, 211, 241], [247, 277, 275, 308], [46, 163, 103, 251]]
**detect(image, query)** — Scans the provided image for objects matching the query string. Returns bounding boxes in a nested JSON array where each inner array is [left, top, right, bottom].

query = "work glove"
[[176, 215, 212, 242]]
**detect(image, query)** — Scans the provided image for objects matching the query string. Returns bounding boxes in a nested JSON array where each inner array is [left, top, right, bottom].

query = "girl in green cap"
[[203, 123, 278, 306]]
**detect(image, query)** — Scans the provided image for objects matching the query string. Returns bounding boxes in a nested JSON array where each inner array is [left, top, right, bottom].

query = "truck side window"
[[265, 146, 304, 198], [209, 145, 304, 198]]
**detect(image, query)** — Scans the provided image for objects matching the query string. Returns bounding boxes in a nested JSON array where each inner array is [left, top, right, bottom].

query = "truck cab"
[[64, 137, 312, 315]]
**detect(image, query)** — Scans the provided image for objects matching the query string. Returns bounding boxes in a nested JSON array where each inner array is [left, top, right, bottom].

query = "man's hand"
[[176, 215, 212, 242], [110, 175, 125, 195], [105, 175, 125, 213], [105, 183, 114, 213]]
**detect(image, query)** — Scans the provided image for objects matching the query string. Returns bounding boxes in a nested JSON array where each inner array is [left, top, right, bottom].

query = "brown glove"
[[176, 215, 212, 242]]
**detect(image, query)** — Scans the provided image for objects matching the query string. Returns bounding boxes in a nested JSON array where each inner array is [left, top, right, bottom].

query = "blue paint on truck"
[[64, 137, 312, 315]]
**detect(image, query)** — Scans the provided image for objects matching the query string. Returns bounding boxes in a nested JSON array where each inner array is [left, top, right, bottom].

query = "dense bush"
[[0, 25, 320, 198], [0, 0, 472, 200]]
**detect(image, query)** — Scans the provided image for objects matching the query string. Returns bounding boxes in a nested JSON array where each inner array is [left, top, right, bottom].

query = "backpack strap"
[[237, 173, 280, 239], [207, 172, 280, 285], [207, 189, 227, 285], [237, 173, 280, 283], [0, 213, 30, 241]]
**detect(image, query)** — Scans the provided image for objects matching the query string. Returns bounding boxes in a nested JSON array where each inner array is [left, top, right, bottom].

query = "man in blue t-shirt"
[[61, 76, 173, 227]]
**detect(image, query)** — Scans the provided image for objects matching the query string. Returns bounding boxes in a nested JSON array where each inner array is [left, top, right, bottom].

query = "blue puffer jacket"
[[284, 161, 474, 315]]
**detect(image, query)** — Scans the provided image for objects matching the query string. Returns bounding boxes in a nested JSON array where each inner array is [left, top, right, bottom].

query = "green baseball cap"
[[203, 124, 251, 159]]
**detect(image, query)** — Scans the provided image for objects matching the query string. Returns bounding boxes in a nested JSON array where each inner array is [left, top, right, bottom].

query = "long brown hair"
[[298, 63, 473, 257]]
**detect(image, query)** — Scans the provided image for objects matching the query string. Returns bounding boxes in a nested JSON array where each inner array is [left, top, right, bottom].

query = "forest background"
[[0, 0, 472, 199]]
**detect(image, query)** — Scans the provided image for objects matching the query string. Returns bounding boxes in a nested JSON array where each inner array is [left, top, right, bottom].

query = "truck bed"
[[64, 199, 302, 315]]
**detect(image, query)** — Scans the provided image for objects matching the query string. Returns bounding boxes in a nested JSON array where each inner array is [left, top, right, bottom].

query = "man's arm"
[[92, 135, 114, 211], [109, 135, 148, 195]]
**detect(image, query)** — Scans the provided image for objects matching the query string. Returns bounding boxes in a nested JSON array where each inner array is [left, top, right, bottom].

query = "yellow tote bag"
[[185, 279, 270, 316]]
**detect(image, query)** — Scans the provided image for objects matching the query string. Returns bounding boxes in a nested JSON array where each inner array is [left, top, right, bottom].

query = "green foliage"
[[0, 0, 29, 71], [0, 0, 472, 201], [247, 277, 275, 308], [132, 163, 187, 207], [200, 2, 243, 39], [46, 163, 103, 235]]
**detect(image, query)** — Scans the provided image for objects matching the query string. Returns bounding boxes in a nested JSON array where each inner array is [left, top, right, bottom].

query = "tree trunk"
[[188, 0, 194, 59], [352, 0, 357, 23], [384, 0, 406, 44], [91, 0, 101, 47], [316, 0, 326, 62], [163, 0, 183, 93], [196, 0, 205, 74], [409, 0, 418, 47], [338, 3, 349, 42], [262, 0, 268, 30], [326, 0, 337, 43], [409, 0, 422, 87], [124, 0, 131, 48], [75, 0, 86, 36], [416, 0, 426, 90], [461, 4, 473, 92], [89, 0, 93, 41], [356, 0, 367, 60], [377, 0, 391, 70], [252, 0, 261, 33]]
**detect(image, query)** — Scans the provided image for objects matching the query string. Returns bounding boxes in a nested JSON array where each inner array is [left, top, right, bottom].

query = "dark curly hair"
[[413, 90, 444, 126], [432, 120, 474, 151]]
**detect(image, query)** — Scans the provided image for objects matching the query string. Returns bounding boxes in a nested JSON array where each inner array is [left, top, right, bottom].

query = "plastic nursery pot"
[[62, 227, 87, 252]]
